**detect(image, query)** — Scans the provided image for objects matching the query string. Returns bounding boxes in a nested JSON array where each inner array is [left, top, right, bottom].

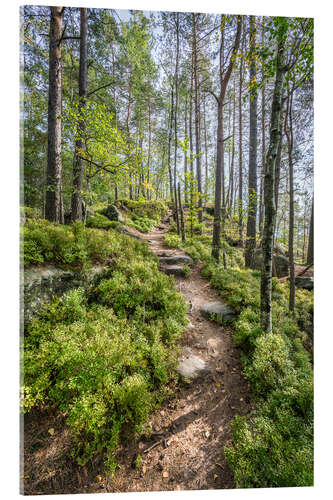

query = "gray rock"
[[104, 205, 124, 223], [116, 225, 143, 240], [163, 265, 186, 277], [253, 248, 289, 277], [159, 255, 193, 266], [295, 276, 314, 291], [23, 265, 113, 326], [200, 301, 236, 324], [177, 353, 211, 379]]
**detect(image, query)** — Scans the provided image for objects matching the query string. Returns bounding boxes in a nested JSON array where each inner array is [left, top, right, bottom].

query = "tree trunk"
[[71, 7, 88, 222], [260, 35, 287, 334], [184, 95, 188, 204], [285, 90, 295, 312], [45, 6, 63, 223], [245, 16, 258, 268], [178, 183, 186, 243], [238, 21, 244, 245], [167, 85, 174, 203], [173, 13, 180, 234], [258, 20, 266, 239], [193, 13, 203, 225], [307, 197, 314, 265]]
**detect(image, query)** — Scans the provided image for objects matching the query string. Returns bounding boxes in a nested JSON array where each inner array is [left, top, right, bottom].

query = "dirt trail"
[[23, 222, 252, 495]]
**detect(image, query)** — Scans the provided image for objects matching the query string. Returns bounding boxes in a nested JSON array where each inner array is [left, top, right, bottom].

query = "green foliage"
[[127, 213, 158, 233], [22, 230, 188, 473], [164, 233, 182, 249], [115, 198, 168, 220], [86, 213, 119, 230]]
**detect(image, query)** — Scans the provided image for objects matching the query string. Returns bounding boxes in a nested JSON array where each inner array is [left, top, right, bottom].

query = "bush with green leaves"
[[22, 228, 188, 474], [86, 213, 119, 230]]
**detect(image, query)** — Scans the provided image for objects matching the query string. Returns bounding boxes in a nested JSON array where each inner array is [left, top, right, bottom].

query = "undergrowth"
[[22, 223, 188, 475], [164, 227, 314, 487]]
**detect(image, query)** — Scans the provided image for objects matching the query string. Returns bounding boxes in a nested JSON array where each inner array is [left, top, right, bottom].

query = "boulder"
[[253, 248, 289, 278], [159, 255, 193, 266], [200, 301, 236, 324], [115, 225, 143, 240], [163, 265, 186, 277], [23, 265, 113, 327], [295, 276, 314, 291], [104, 205, 124, 223]]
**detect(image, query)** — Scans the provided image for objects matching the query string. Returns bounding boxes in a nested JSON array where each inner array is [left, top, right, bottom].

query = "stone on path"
[[177, 349, 211, 379], [163, 265, 187, 277], [159, 255, 193, 266], [200, 301, 236, 324], [104, 204, 124, 223]]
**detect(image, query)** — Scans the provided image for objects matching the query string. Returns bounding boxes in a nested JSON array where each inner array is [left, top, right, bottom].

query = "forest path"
[[107, 220, 252, 493]]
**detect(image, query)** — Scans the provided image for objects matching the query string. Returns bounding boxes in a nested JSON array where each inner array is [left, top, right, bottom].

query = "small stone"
[[159, 255, 193, 266], [177, 353, 211, 379], [162, 471, 169, 479], [200, 302, 236, 324], [163, 265, 186, 277]]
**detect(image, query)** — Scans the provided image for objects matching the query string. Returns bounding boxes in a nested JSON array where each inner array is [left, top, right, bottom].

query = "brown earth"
[[22, 222, 253, 495]]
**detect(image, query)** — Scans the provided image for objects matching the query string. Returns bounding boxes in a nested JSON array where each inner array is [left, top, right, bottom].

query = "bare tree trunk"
[[45, 6, 63, 223], [173, 13, 180, 234], [238, 21, 244, 245], [147, 95, 152, 200], [71, 7, 88, 222], [307, 197, 314, 265], [203, 94, 209, 207], [193, 13, 203, 225], [245, 16, 258, 268], [258, 20, 266, 239], [212, 16, 242, 262], [285, 90, 295, 312], [167, 85, 174, 203], [184, 95, 188, 204], [260, 35, 287, 334], [178, 183, 186, 243]]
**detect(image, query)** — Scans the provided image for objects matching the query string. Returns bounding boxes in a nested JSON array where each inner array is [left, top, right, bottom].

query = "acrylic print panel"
[[20, 0, 314, 496]]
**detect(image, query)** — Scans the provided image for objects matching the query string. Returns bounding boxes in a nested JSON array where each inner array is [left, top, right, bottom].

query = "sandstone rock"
[[200, 301, 236, 324], [104, 205, 124, 223], [159, 255, 193, 266], [295, 276, 314, 291], [163, 265, 186, 277], [116, 225, 143, 240], [23, 265, 113, 326], [253, 248, 289, 277]]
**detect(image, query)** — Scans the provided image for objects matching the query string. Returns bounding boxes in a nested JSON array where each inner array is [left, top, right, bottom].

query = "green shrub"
[[22, 234, 188, 474], [164, 233, 182, 249], [86, 213, 119, 230]]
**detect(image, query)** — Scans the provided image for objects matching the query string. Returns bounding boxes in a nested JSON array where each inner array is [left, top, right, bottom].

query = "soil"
[[22, 222, 253, 495]]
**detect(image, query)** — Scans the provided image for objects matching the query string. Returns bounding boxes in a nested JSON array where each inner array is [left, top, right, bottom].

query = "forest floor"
[[23, 220, 253, 495]]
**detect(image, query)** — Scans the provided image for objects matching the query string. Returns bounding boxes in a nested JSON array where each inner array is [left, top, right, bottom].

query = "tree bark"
[[285, 90, 295, 312], [307, 197, 314, 265], [71, 7, 88, 222], [173, 13, 180, 234], [260, 35, 287, 334], [238, 21, 244, 245], [45, 6, 63, 223], [245, 16, 258, 268]]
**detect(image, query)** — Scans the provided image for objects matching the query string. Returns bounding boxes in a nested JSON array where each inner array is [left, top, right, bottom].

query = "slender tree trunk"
[[212, 15, 242, 262], [260, 35, 287, 334], [307, 197, 314, 265], [184, 95, 188, 204], [285, 90, 295, 312], [193, 13, 203, 225], [173, 13, 180, 234], [45, 6, 63, 223], [258, 20, 266, 239], [71, 7, 88, 222], [167, 85, 174, 203], [245, 16, 258, 268], [147, 95, 152, 200], [178, 183, 186, 243], [203, 94, 209, 207], [238, 22, 244, 245]]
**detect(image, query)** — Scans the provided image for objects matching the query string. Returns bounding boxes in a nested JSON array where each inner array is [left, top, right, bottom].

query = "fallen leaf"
[[205, 430, 210, 438], [142, 465, 147, 474], [162, 471, 169, 478], [96, 475, 103, 483], [240, 398, 243, 401], [48, 428, 55, 436], [214, 474, 218, 480]]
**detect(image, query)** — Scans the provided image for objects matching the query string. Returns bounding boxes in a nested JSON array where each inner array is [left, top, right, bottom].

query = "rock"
[[159, 255, 193, 266], [23, 265, 113, 326], [295, 276, 314, 291], [274, 244, 286, 256], [163, 265, 186, 277], [200, 301, 236, 324], [115, 225, 143, 240], [253, 248, 289, 277], [177, 352, 211, 379], [104, 205, 124, 223]]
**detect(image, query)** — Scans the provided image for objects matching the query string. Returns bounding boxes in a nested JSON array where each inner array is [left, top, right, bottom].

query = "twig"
[[143, 439, 163, 454]]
